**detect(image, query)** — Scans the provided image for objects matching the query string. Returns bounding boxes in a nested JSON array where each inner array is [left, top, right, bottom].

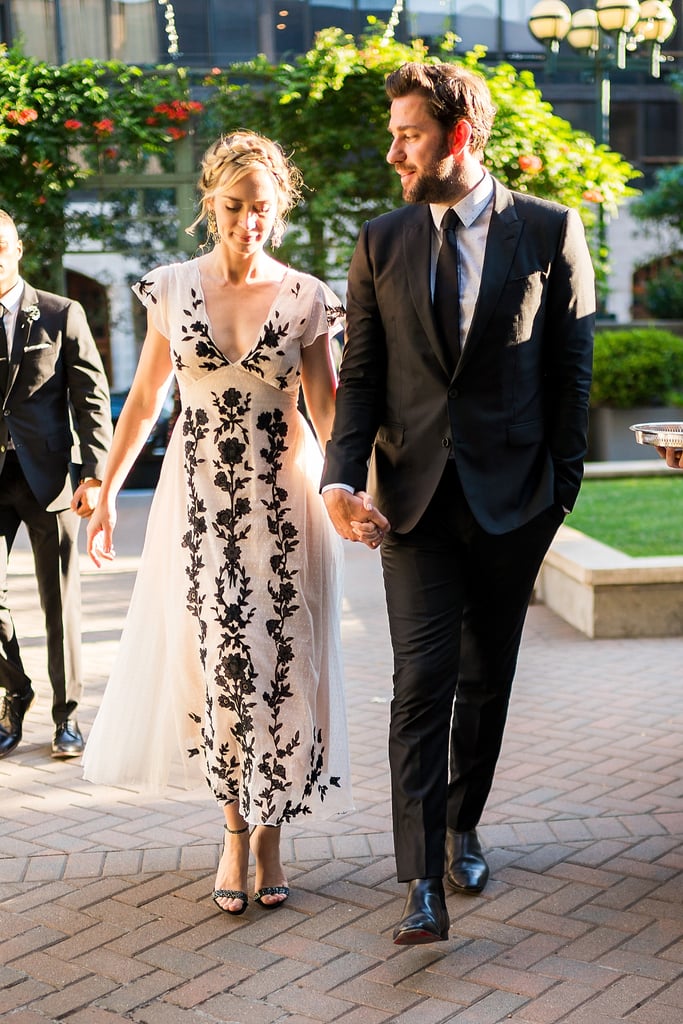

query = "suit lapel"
[[404, 208, 452, 379], [6, 286, 39, 394], [456, 182, 522, 372]]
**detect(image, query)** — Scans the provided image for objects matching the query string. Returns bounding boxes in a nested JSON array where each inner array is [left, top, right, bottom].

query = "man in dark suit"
[[0, 210, 112, 758], [322, 63, 595, 944]]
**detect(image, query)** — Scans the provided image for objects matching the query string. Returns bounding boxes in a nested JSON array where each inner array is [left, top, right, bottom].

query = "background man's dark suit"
[[0, 281, 111, 744], [322, 184, 594, 880]]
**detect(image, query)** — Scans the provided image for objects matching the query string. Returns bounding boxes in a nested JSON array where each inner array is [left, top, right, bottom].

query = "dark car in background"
[[110, 387, 176, 489]]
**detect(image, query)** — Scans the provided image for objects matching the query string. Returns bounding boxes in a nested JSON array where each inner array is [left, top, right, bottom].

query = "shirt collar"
[[430, 170, 494, 230], [0, 278, 25, 315]]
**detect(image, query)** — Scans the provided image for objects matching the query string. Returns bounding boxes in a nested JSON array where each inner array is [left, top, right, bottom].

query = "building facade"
[[1, 0, 681, 369], [2, 1, 680, 176]]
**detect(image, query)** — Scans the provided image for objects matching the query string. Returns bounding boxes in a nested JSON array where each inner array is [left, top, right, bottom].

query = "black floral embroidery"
[[251, 406, 333, 821], [143, 265, 346, 820], [135, 276, 158, 304], [241, 316, 289, 379], [208, 385, 259, 810], [181, 406, 209, 662], [326, 302, 345, 326]]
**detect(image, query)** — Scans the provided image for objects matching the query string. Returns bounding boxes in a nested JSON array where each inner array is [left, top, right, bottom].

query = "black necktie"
[[0, 304, 8, 396], [433, 209, 461, 369]]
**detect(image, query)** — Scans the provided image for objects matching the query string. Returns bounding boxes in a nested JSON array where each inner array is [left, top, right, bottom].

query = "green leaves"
[[0, 45, 202, 289], [0, 24, 640, 295]]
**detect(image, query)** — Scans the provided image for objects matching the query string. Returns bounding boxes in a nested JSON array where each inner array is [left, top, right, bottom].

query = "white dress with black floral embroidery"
[[83, 259, 353, 825]]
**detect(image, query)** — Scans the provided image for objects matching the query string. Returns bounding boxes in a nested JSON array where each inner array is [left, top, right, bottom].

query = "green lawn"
[[566, 476, 683, 557]]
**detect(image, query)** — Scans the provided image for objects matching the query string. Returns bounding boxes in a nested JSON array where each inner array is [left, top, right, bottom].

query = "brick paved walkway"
[[1, 492, 681, 1023]]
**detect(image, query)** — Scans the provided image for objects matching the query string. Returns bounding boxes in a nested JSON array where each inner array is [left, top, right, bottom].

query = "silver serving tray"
[[630, 421, 683, 447]]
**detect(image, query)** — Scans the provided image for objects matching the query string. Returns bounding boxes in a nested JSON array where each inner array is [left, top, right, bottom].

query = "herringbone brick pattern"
[[0, 493, 681, 1022]]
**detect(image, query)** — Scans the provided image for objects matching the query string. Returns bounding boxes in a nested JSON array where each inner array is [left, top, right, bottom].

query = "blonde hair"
[[188, 131, 303, 248]]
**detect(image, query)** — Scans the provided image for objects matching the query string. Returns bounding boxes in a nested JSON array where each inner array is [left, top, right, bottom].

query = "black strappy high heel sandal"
[[213, 824, 249, 915]]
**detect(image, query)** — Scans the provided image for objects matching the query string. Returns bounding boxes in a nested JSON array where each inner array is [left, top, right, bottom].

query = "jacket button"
[[448, 387, 459, 399], [441, 437, 451, 448]]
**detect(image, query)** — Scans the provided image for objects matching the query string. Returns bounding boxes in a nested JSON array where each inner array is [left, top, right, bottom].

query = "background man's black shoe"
[[445, 828, 490, 894], [52, 719, 83, 758], [393, 878, 450, 945], [0, 688, 35, 758]]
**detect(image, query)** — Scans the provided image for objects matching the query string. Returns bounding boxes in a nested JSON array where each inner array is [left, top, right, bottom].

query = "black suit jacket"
[[0, 283, 112, 511], [322, 179, 595, 535]]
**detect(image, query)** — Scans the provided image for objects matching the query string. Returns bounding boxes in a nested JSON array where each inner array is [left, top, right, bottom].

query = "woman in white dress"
[[83, 132, 352, 916]]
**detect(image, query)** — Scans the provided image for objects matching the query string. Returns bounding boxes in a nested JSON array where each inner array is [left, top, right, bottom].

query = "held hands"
[[323, 488, 390, 549], [655, 445, 683, 469], [86, 500, 117, 568], [70, 479, 102, 518]]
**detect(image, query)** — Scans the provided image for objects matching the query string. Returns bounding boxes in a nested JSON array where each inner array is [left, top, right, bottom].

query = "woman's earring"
[[207, 210, 220, 244]]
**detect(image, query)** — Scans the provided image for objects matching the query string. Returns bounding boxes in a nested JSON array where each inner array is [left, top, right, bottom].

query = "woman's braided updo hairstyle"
[[188, 131, 303, 248]]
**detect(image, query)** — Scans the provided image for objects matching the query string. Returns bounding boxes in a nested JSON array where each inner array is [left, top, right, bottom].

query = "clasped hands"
[[323, 488, 390, 550]]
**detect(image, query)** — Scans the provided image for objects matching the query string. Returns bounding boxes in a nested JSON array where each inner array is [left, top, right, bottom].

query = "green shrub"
[[590, 327, 683, 409], [643, 261, 683, 320]]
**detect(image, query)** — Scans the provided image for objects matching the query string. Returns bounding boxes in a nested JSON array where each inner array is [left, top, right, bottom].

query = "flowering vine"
[[0, 45, 205, 287]]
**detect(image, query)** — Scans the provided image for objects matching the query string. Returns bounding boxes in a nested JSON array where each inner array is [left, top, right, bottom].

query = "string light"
[[382, 0, 405, 42], [157, 0, 180, 57]]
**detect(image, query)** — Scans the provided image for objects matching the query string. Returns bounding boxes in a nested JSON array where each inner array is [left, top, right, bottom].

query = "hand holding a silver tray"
[[630, 422, 683, 469]]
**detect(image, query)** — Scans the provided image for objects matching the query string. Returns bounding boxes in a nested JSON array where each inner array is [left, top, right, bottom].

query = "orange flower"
[[6, 108, 38, 125], [518, 154, 543, 174], [166, 126, 186, 140], [153, 99, 204, 122], [64, 119, 82, 131], [582, 188, 604, 204], [93, 118, 115, 136]]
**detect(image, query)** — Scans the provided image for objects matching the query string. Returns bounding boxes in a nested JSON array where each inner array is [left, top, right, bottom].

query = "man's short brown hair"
[[385, 62, 496, 156]]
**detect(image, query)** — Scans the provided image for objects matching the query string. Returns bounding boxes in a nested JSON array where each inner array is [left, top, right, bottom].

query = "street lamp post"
[[528, 0, 677, 148], [528, 0, 677, 307]]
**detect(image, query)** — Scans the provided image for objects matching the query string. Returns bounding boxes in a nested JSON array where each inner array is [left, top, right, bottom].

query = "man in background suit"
[[322, 63, 595, 944], [0, 210, 111, 758]]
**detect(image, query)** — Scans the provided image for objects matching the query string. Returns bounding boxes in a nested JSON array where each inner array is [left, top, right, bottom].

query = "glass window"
[[502, 0, 540, 52], [643, 100, 680, 159], [404, 0, 498, 51], [210, 1, 258, 65], [172, 0, 208, 64], [274, 3, 307, 61], [59, 0, 108, 61], [10, 0, 57, 61], [111, 1, 159, 64]]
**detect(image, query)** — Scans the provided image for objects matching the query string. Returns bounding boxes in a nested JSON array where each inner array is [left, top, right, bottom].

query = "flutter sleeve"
[[300, 278, 345, 349], [131, 264, 174, 339]]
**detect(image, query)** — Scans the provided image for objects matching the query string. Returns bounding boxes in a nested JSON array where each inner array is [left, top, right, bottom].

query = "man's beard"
[[402, 151, 464, 205]]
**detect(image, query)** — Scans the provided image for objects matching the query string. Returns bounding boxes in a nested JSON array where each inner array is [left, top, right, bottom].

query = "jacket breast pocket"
[[505, 269, 547, 345]]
